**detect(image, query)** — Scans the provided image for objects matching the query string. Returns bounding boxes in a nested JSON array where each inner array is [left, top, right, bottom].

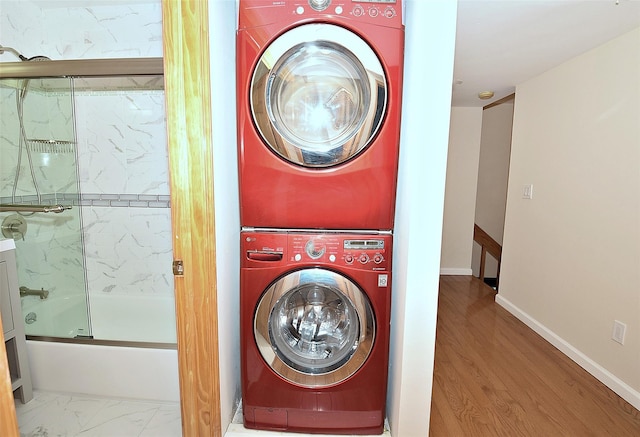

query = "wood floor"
[[429, 275, 640, 436]]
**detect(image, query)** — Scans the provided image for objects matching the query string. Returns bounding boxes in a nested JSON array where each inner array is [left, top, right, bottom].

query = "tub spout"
[[19, 286, 49, 299]]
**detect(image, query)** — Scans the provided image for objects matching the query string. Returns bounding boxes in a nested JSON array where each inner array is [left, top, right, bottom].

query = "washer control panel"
[[243, 231, 391, 271], [291, 235, 389, 269]]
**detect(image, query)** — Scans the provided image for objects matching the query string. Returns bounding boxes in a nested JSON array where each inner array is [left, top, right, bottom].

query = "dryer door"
[[250, 23, 386, 168], [254, 268, 375, 388]]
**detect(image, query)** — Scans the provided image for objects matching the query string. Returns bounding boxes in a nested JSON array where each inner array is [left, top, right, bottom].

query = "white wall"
[[209, 0, 241, 433], [471, 100, 513, 278], [388, 1, 457, 435], [440, 107, 482, 275], [498, 27, 640, 408]]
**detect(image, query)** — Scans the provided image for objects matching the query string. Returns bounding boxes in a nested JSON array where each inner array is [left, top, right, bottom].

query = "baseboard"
[[495, 295, 640, 411], [439, 268, 473, 275]]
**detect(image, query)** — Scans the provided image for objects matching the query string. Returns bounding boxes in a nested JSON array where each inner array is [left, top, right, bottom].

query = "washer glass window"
[[251, 24, 387, 168], [254, 268, 375, 388]]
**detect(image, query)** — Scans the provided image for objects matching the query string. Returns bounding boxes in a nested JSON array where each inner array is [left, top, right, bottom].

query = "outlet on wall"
[[612, 320, 626, 345]]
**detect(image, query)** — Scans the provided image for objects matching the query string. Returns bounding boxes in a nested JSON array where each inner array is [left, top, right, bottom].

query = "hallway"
[[430, 275, 640, 436]]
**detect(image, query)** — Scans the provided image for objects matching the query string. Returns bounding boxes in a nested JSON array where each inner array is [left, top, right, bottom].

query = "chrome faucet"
[[19, 286, 49, 299]]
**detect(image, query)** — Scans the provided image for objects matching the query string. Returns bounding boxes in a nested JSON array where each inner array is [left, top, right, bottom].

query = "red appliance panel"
[[240, 231, 393, 434], [237, 1, 404, 230]]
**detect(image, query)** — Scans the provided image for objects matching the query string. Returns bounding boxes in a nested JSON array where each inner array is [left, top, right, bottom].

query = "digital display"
[[344, 240, 385, 250], [354, 0, 396, 3]]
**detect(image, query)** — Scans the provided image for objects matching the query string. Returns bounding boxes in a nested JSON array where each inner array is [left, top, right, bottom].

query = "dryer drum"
[[250, 23, 387, 168]]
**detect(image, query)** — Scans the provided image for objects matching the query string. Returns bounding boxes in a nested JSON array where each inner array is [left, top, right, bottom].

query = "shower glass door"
[[0, 76, 90, 338]]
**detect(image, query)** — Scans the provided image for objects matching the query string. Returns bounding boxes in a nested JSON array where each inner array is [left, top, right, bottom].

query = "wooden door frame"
[[162, 1, 222, 435]]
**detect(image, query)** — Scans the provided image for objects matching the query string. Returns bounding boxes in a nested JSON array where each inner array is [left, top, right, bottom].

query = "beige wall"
[[471, 101, 514, 277], [499, 27, 640, 406], [440, 107, 482, 274]]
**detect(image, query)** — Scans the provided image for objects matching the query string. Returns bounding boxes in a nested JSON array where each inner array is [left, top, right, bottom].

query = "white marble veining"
[[15, 391, 182, 437], [0, 1, 163, 61], [81, 206, 173, 296], [75, 88, 169, 196]]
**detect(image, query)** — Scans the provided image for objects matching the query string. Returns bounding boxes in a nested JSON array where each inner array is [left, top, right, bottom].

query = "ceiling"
[[453, 0, 640, 107]]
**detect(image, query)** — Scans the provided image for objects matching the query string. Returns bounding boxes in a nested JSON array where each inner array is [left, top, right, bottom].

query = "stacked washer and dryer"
[[237, 0, 404, 434]]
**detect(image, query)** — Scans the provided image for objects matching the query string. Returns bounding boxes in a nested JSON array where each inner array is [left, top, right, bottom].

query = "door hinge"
[[172, 259, 184, 276]]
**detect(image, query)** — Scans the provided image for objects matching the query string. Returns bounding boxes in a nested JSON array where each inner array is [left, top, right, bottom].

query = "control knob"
[[309, 0, 331, 11], [305, 239, 325, 259], [358, 254, 369, 264]]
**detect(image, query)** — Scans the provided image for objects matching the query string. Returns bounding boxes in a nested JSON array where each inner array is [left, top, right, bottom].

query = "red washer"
[[240, 230, 392, 434], [237, 0, 404, 231]]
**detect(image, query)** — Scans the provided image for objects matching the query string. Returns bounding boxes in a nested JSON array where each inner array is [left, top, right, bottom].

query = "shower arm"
[[0, 204, 72, 214], [0, 45, 28, 61]]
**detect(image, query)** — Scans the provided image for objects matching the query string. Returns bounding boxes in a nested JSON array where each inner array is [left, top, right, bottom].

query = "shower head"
[[0, 45, 28, 61], [27, 55, 51, 62]]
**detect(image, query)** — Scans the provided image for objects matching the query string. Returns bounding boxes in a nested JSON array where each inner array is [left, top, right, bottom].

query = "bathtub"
[[21, 293, 180, 402], [26, 339, 180, 402]]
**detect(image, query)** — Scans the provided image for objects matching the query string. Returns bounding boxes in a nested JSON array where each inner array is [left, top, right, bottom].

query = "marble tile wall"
[[0, 1, 172, 341], [0, 1, 163, 61]]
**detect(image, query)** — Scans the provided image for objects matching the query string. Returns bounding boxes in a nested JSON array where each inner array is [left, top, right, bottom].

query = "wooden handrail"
[[473, 224, 502, 287]]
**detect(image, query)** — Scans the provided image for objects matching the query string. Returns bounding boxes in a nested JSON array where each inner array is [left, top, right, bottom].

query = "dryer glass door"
[[251, 23, 387, 168], [254, 268, 375, 388]]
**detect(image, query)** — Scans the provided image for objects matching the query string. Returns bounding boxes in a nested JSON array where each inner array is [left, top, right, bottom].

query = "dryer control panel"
[[293, 1, 401, 23], [242, 230, 392, 271], [238, 1, 403, 29]]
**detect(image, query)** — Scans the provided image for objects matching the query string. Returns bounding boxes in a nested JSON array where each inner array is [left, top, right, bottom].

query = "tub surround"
[[26, 340, 179, 403]]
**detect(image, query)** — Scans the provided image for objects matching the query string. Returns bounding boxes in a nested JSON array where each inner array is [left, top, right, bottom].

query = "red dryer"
[[240, 229, 393, 434], [237, 0, 405, 231]]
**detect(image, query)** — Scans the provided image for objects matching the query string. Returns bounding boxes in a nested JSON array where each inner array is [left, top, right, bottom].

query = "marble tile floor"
[[14, 390, 182, 437], [14, 392, 391, 437]]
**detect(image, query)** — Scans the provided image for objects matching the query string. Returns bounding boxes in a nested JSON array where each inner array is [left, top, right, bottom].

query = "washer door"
[[250, 23, 387, 168], [254, 268, 375, 388]]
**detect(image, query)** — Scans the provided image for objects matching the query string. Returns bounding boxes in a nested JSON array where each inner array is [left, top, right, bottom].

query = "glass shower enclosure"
[[0, 76, 89, 338], [0, 58, 171, 343]]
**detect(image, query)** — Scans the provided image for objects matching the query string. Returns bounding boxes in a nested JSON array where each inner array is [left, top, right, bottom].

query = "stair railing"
[[473, 224, 502, 287]]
